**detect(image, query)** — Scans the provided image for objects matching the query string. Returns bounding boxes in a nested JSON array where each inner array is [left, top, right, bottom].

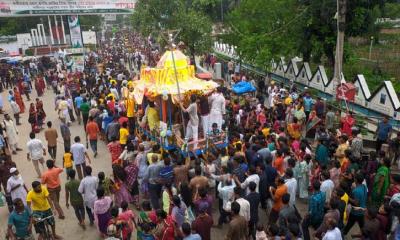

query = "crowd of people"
[[0, 31, 400, 240]]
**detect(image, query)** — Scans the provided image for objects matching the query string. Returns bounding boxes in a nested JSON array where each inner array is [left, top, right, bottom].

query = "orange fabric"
[[86, 121, 100, 140], [41, 167, 63, 189], [272, 184, 288, 211], [273, 156, 285, 175]]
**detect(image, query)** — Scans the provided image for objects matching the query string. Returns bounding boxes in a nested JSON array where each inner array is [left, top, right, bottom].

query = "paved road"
[[0, 88, 359, 239]]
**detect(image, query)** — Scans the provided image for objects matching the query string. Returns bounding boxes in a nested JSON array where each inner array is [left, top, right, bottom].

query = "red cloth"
[[107, 142, 122, 164], [341, 115, 355, 136]]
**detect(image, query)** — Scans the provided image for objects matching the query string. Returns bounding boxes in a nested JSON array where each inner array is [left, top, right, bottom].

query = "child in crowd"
[[63, 148, 73, 179]]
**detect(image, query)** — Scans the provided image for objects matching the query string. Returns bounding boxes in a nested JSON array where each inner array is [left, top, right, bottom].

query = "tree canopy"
[[222, 0, 387, 70], [131, 0, 213, 57]]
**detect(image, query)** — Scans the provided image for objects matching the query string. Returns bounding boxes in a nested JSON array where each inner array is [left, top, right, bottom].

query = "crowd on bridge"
[[0, 31, 400, 240]]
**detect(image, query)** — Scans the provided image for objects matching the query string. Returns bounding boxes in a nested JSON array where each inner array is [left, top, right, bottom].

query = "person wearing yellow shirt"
[[63, 148, 74, 178], [261, 123, 270, 137], [142, 101, 159, 133], [26, 181, 61, 239], [126, 91, 136, 129], [119, 122, 129, 149]]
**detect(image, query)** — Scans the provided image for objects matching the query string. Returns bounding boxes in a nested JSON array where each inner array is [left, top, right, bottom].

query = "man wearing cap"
[[7, 167, 28, 206], [191, 201, 213, 240], [2, 113, 22, 155]]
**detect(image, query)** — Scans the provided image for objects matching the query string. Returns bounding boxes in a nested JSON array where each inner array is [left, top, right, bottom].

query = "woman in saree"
[[372, 157, 391, 206], [112, 164, 133, 207], [13, 87, 25, 113], [28, 103, 37, 132], [93, 187, 113, 238], [34, 77, 44, 97], [35, 98, 46, 129]]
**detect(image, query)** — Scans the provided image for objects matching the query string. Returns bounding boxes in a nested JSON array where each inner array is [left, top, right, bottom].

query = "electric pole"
[[333, 0, 347, 89]]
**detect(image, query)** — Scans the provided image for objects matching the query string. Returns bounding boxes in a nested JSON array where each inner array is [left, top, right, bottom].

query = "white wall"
[[296, 67, 309, 86], [369, 87, 395, 118], [309, 70, 325, 91], [354, 80, 368, 107]]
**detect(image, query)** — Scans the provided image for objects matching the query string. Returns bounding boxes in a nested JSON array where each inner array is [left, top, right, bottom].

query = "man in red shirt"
[[41, 159, 65, 219], [86, 116, 100, 157]]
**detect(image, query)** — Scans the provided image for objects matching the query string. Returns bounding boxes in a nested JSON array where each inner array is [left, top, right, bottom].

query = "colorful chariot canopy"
[[132, 49, 218, 104]]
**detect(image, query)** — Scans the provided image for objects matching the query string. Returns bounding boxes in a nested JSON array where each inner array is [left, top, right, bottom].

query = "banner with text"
[[68, 16, 83, 48], [0, 1, 136, 17]]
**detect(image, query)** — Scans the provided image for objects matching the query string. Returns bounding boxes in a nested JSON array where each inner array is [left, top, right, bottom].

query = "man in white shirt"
[[71, 136, 91, 180], [7, 168, 28, 206], [180, 94, 199, 149], [322, 218, 342, 240], [208, 87, 226, 131], [320, 171, 335, 203], [226, 187, 250, 222], [78, 166, 97, 225], [218, 178, 236, 226], [234, 166, 260, 195], [26, 132, 46, 177], [284, 169, 298, 206]]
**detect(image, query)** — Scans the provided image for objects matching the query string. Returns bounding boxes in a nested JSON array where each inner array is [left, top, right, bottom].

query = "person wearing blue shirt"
[[302, 180, 326, 240], [315, 138, 329, 167], [343, 173, 368, 236], [303, 93, 314, 120], [74, 95, 83, 125], [376, 116, 392, 151], [182, 222, 202, 240], [7, 198, 32, 240]]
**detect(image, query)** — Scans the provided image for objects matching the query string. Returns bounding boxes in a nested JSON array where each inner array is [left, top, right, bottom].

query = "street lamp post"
[[369, 36, 374, 60]]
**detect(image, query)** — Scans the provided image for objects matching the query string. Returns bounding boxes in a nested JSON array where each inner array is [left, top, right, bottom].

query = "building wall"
[[309, 70, 325, 91], [285, 65, 296, 82], [296, 68, 309, 86], [369, 87, 395, 118], [354, 80, 368, 107]]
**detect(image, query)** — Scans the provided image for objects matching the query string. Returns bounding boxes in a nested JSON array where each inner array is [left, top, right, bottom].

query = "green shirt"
[[80, 102, 90, 115], [65, 179, 83, 206]]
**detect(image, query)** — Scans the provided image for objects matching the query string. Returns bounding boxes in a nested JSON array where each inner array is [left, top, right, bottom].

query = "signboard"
[[69, 55, 85, 72], [16, 33, 33, 49], [0, 1, 136, 17], [64, 48, 89, 55], [68, 16, 83, 48], [82, 31, 97, 45], [104, 14, 117, 21]]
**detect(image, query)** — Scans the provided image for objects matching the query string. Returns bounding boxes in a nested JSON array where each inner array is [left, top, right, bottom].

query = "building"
[[369, 81, 400, 119]]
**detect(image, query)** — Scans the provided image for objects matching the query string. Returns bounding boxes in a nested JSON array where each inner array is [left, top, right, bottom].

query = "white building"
[[353, 74, 371, 108], [274, 57, 287, 76], [296, 62, 312, 86], [309, 65, 329, 92], [284, 58, 299, 82], [369, 81, 400, 119]]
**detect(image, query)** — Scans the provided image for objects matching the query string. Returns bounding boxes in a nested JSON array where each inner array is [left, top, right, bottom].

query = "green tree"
[[131, 0, 213, 56], [222, 0, 304, 69], [223, 0, 383, 69], [79, 15, 103, 31], [0, 17, 41, 36]]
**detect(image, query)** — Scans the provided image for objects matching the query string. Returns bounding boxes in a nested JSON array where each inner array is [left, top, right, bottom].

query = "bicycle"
[[32, 214, 54, 240]]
